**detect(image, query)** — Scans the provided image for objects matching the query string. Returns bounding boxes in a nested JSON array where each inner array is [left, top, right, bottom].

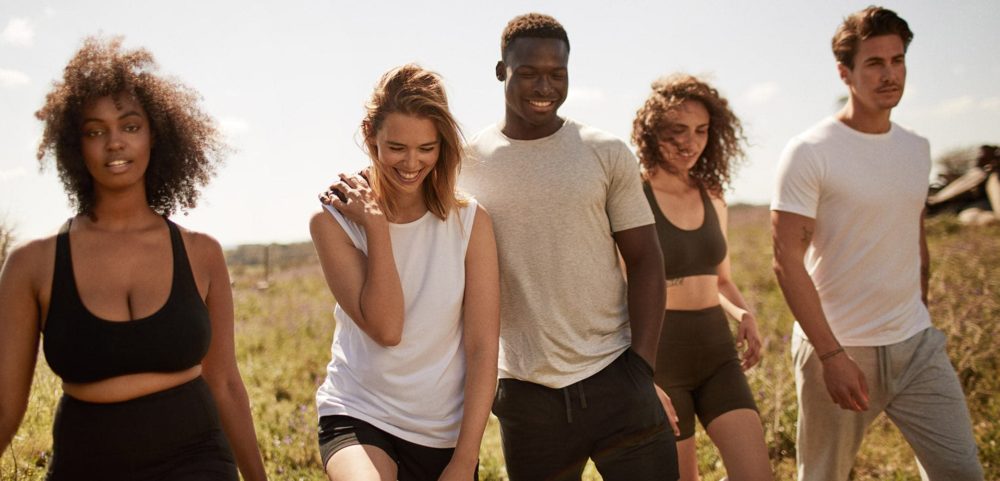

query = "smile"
[[106, 159, 131, 167], [528, 100, 555, 108], [395, 168, 422, 182]]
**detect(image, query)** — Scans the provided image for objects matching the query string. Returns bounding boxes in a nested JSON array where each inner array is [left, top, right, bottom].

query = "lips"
[[105, 159, 133, 174], [394, 168, 422, 184]]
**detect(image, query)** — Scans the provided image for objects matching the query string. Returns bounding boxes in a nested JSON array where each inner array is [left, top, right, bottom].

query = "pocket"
[[628, 348, 655, 378]]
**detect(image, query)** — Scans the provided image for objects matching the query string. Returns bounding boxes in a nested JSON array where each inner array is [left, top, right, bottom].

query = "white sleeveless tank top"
[[316, 199, 477, 448]]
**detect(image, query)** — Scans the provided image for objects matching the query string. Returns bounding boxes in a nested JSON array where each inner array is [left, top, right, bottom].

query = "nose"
[[534, 75, 553, 96], [106, 130, 125, 151]]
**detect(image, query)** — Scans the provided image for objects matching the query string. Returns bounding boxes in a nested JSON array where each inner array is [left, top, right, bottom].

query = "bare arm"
[[194, 234, 267, 481], [614, 224, 665, 369], [919, 207, 929, 306], [713, 198, 762, 370], [0, 244, 42, 453], [771, 211, 868, 411], [310, 173, 405, 347], [440, 206, 500, 481]]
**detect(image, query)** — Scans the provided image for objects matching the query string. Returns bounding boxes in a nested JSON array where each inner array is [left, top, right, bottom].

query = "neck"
[[86, 186, 161, 231], [647, 167, 695, 195], [836, 99, 892, 134], [500, 114, 564, 141], [388, 189, 429, 224]]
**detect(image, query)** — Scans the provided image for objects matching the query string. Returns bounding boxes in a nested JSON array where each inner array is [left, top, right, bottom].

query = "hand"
[[654, 384, 680, 436], [321, 172, 386, 228], [736, 313, 763, 371], [821, 351, 870, 411], [436, 458, 476, 481]]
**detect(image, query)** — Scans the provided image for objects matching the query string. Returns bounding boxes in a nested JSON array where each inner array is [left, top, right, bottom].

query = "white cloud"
[[936, 95, 976, 116], [220, 117, 250, 136], [0, 167, 27, 182], [743, 81, 779, 105], [568, 87, 606, 103], [0, 68, 30, 87], [980, 97, 1000, 112], [2, 18, 34, 46]]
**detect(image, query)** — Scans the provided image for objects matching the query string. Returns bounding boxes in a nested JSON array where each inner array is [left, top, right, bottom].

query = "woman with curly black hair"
[[632, 74, 771, 481], [0, 36, 267, 480]]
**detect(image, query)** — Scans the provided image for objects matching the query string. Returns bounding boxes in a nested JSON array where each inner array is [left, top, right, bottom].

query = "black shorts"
[[47, 377, 237, 481], [492, 348, 678, 481], [318, 415, 477, 481], [655, 306, 758, 440]]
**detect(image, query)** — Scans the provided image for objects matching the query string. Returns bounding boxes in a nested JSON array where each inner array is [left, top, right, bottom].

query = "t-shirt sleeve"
[[605, 143, 655, 232], [771, 138, 822, 219]]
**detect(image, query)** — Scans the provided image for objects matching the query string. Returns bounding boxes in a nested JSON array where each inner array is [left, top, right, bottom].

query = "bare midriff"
[[665, 274, 719, 310], [62, 365, 202, 403]]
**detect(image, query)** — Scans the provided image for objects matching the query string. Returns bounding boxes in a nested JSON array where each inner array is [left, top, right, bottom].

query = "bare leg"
[[325, 444, 397, 481], [705, 409, 772, 481], [676, 436, 700, 481]]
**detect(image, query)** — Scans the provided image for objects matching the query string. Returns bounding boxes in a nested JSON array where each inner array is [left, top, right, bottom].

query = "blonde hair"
[[361, 64, 467, 221]]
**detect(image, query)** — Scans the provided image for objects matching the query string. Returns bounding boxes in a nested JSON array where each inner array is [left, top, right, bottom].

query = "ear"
[[495, 61, 506, 82], [837, 62, 851, 86]]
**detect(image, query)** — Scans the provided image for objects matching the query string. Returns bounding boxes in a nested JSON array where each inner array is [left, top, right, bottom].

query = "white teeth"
[[107, 160, 130, 167], [396, 169, 419, 181], [529, 100, 553, 107]]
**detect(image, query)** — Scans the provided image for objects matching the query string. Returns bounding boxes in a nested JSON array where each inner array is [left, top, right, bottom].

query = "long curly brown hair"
[[631, 73, 746, 196], [35, 36, 224, 218]]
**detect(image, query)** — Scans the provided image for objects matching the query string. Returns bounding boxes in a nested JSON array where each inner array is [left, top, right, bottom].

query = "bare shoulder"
[[173, 223, 226, 268], [708, 191, 728, 216], [2, 234, 57, 284]]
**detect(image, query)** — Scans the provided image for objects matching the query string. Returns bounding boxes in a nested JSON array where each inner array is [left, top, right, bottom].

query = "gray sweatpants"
[[793, 327, 983, 481]]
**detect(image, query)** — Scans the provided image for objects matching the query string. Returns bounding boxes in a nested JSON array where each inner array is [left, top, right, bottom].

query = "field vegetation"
[[2, 208, 997, 480]]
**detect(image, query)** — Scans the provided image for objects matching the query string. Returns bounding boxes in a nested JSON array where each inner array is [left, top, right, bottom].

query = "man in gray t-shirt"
[[459, 13, 678, 481]]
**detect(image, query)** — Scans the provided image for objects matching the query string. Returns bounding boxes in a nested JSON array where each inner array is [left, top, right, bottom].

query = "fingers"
[[654, 384, 681, 436]]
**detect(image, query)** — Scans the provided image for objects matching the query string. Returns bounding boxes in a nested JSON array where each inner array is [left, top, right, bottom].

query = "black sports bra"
[[42, 218, 212, 384], [644, 182, 728, 280]]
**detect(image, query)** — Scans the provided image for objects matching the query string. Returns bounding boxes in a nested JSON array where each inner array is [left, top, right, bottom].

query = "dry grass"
[[2, 208, 997, 480]]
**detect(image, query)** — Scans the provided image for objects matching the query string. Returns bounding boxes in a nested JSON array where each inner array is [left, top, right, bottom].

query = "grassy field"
[[2, 207, 997, 480]]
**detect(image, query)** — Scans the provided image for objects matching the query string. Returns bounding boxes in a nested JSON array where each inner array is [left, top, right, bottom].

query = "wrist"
[[819, 346, 845, 363]]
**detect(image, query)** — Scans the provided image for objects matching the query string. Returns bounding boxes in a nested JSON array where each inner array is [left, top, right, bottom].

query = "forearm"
[[774, 257, 839, 355], [210, 378, 267, 481], [718, 279, 752, 321], [359, 223, 405, 345], [626, 259, 665, 367], [451, 348, 498, 466]]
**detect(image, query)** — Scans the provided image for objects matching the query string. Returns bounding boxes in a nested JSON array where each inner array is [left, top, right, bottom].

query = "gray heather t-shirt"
[[460, 118, 654, 388]]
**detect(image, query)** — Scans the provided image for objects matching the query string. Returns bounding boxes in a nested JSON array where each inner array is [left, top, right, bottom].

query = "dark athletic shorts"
[[318, 415, 477, 481], [492, 348, 678, 481], [655, 305, 758, 440], [47, 377, 237, 481]]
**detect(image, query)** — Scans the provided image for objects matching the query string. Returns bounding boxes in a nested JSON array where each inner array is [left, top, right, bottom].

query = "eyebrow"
[[387, 140, 440, 147], [82, 110, 144, 123]]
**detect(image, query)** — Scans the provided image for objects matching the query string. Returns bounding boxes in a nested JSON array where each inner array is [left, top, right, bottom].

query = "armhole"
[[323, 204, 368, 254], [459, 199, 479, 256]]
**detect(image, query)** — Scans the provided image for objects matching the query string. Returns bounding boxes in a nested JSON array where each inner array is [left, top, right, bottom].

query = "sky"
[[1, 0, 998, 246]]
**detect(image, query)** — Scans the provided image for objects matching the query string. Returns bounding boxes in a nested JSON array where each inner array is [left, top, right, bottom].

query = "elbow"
[[371, 325, 403, 347]]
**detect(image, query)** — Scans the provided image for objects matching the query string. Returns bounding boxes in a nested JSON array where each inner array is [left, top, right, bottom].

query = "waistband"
[[661, 305, 732, 345]]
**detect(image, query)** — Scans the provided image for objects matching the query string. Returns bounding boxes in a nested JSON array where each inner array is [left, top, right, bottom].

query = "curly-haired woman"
[[312, 64, 499, 481], [0, 36, 267, 480], [632, 73, 771, 481]]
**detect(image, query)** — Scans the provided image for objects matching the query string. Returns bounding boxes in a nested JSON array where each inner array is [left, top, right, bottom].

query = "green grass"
[[3, 209, 998, 480]]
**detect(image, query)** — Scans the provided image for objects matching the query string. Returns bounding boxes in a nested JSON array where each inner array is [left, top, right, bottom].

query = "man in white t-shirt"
[[771, 6, 983, 481]]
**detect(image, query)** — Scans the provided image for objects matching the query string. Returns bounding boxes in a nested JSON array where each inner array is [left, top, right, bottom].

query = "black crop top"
[[644, 182, 728, 280], [42, 218, 212, 384]]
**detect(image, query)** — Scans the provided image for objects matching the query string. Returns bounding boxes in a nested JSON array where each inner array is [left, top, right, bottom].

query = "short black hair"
[[500, 13, 570, 60]]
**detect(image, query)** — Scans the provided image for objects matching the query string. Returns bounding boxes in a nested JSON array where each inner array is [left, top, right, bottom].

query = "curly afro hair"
[[500, 13, 569, 60], [631, 73, 746, 196], [35, 35, 225, 218]]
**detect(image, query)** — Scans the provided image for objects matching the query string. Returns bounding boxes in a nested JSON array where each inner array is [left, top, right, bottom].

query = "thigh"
[[704, 409, 772, 481], [493, 378, 588, 481], [319, 415, 399, 481], [591, 349, 678, 481], [793, 334, 880, 481], [886, 329, 983, 481], [693, 355, 758, 430], [395, 440, 474, 481]]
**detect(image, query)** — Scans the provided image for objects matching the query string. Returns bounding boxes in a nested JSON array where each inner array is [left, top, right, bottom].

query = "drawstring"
[[562, 383, 589, 423], [878, 345, 890, 394], [563, 388, 573, 423]]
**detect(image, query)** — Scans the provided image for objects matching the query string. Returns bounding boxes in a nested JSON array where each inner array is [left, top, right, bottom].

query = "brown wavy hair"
[[833, 6, 913, 69], [631, 73, 746, 196], [361, 64, 467, 221], [35, 36, 224, 218]]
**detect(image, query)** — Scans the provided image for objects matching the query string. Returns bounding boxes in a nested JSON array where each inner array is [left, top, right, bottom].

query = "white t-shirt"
[[460, 119, 654, 388], [771, 117, 932, 346], [315, 200, 478, 448]]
